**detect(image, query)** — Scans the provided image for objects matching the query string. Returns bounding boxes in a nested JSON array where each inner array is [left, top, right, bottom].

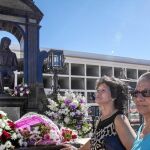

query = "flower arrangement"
[[45, 91, 92, 137], [15, 112, 62, 146], [0, 111, 78, 149], [12, 83, 30, 97], [0, 111, 20, 150], [17, 123, 52, 146]]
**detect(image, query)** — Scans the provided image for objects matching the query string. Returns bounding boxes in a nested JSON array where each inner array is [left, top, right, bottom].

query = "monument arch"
[[0, 0, 48, 113]]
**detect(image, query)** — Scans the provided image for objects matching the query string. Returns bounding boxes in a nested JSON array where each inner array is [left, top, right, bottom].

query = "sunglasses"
[[131, 89, 150, 98]]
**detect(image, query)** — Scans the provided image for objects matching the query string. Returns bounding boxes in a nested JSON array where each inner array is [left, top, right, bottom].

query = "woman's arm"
[[60, 140, 91, 150], [79, 140, 91, 150], [114, 115, 136, 150]]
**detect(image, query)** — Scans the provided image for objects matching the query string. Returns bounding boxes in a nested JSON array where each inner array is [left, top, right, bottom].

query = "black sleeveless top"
[[90, 111, 126, 150]]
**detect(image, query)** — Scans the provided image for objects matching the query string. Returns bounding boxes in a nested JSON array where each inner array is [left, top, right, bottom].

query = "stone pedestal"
[[0, 95, 27, 121]]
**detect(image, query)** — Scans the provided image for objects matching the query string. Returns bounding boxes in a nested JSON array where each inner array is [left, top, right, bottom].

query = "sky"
[[1, 0, 150, 60]]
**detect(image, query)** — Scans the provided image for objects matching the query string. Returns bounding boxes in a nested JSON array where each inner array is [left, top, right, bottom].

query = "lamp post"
[[47, 49, 65, 101]]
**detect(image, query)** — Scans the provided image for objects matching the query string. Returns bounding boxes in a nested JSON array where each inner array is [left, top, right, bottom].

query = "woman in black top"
[[90, 76, 136, 150], [91, 111, 126, 150], [61, 76, 136, 150]]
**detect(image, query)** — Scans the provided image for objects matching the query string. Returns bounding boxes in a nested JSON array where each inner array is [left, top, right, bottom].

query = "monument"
[[0, 0, 48, 118], [0, 37, 18, 93]]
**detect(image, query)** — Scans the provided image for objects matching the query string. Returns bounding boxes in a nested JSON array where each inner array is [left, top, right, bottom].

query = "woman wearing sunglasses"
[[131, 72, 150, 150]]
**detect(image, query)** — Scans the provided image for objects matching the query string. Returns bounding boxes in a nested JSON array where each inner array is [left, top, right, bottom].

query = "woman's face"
[[134, 79, 150, 116], [95, 83, 112, 106]]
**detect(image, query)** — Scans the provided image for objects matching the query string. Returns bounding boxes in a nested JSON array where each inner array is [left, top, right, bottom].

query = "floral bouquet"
[[61, 127, 77, 143], [12, 83, 30, 97], [15, 112, 62, 147], [0, 111, 78, 149], [45, 91, 92, 137], [0, 111, 20, 150]]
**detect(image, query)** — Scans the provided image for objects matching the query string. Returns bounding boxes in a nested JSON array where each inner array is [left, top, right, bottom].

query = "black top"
[[90, 111, 126, 150]]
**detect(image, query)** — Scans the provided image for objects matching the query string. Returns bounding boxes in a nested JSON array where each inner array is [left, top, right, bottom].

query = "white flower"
[[70, 112, 75, 117], [64, 117, 70, 124], [5, 124, 11, 130], [20, 87, 24, 91], [58, 109, 63, 114], [0, 128, 2, 136], [0, 144, 5, 150], [18, 139, 28, 147], [5, 141, 13, 149], [20, 93, 24, 96], [24, 84, 28, 87], [60, 103, 65, 108], [14, 91, 18, 95], [64, 108, 69, 115], [0, 120, 5, 128], [16, 131, 23, 139], [0, 110, 7, 116], [26, 90, 30, 94], [23, 141, 28, 147], [72, 99, 79, 106], [11, 133, 17, 140], [18, 139, 23, 146]]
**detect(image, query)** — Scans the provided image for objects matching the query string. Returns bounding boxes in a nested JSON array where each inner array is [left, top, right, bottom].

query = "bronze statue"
[[0, 37, 18, 93]]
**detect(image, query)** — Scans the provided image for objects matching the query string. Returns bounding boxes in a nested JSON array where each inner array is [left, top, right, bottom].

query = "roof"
[[0, 0, 43, 22], [40, 48, 150, 66]]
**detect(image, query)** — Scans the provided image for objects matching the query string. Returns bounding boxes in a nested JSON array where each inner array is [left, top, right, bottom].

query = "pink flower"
[[43, 134, 50, 140]]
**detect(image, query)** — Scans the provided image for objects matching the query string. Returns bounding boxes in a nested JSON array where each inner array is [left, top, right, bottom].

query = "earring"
[[112, 98, 115, 101]]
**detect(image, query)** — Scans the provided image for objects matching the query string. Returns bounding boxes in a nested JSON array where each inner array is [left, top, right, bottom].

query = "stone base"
[[0, 96, 27, 121], [0, 107, 20, 121]]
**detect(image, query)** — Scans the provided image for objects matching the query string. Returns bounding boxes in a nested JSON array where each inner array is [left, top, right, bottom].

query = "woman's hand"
[[60, 144, 78, 150]]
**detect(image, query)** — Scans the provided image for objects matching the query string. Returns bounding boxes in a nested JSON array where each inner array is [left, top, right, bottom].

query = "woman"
[[131, 72, 150, 150], [89, 76, 136, 150], [61, 76, 136, 150]]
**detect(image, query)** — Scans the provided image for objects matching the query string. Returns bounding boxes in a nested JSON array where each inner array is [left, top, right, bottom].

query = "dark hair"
[[96, 75, 128, 112]]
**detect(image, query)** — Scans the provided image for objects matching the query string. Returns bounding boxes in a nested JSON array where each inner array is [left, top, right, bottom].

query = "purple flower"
[[13, 84, 30, 97], [76, 124, 82, 130], [79, 99, 84, 103], [64, 99, 72, 105], [69, 103, 77, 110]]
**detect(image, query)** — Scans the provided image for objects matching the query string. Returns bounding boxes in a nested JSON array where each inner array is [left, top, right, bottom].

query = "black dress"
[[90, 111, 126, 150]]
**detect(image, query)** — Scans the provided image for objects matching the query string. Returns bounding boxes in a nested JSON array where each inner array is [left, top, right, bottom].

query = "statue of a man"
[[0, 37, 18, 93]]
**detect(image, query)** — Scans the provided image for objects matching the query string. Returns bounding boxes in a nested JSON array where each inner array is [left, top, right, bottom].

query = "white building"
[[12, 48, 150, 103], [12, 47, 148, 125]]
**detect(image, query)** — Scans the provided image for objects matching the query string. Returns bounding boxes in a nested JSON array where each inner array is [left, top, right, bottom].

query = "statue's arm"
[[11, 53, 18, 71]]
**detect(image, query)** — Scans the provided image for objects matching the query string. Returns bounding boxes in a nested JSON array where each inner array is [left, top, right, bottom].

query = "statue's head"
[[0, 37, 11, 50]]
